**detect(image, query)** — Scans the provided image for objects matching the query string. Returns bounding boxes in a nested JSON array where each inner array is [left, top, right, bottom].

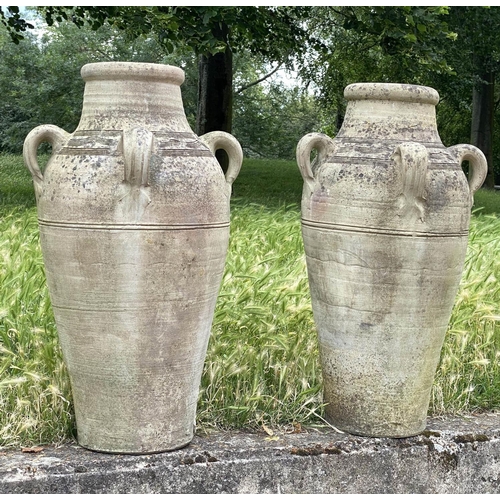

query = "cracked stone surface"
[[1, 412, 500, 493]]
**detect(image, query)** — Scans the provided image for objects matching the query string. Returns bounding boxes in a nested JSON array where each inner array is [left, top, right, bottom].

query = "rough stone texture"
[[1, 413, 500, 494], [296, 83, 488, 437]]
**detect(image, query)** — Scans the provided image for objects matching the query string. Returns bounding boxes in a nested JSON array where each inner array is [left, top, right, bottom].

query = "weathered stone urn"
[[23, 62, 242, 454], [297, 83, 487, 438]]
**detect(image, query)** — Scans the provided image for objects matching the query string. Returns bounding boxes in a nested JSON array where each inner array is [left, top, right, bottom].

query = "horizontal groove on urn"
[[301, 219, 468, 238], [37, 219, 230, 230]]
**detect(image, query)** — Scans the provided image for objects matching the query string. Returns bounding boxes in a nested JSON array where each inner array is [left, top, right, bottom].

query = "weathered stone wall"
[[1, 413, 499, 493]]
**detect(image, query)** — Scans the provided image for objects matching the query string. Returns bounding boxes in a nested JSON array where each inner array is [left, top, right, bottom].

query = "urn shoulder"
[[297, 84, 487, 235], [23, 62, 243, 227]]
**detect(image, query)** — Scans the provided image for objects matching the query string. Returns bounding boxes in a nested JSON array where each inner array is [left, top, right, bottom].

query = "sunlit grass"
[[0, 207, 74, 447], [431, 213, 500, 414], [198, 202, 322, 432], [1, 152, 499, 447]]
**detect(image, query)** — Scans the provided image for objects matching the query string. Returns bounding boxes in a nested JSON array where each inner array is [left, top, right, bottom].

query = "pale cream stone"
[[23, 62, 242, 454], [297, 82, 487, 438]]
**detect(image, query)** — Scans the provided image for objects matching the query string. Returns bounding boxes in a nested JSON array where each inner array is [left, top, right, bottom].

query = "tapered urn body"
[[23, 62, 243, 453], [297, 83, 487, 437]]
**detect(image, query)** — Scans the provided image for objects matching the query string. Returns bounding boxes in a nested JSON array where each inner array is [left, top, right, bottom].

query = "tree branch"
[[235, 65, 282, 94]]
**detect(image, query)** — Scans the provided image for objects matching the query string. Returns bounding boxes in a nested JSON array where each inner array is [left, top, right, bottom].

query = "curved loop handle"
[[200, 131, 243, 190], [392, 142, 429, 222], [447, 144, 488, 206], [296, 133, 335, 193], [23, 124, 69, 200]]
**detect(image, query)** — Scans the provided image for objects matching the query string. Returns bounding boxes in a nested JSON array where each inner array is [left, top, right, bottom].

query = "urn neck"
[[76, 62, 192, 133], [338, 83, 442, 144]]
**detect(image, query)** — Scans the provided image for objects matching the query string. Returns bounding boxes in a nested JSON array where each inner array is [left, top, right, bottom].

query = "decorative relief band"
[[328, 155, 459, 169], [59, 130, 211, 157], [60, 148, 112, 156], [301, 218, 468, 238], [154, 131, 200, 148], [325, 139, 456, 168], [334, 137, 443, 146], [156, 149, 213, 157], [155, 132, 212, 156], [38, 219, 229, 231], [60, 131, 122, 156]]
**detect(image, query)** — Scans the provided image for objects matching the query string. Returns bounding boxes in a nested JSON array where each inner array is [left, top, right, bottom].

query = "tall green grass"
[[0, 207, 74, 447], [198, 202, 321, 431], [432, 213, 500, 414], [1, 152, 500, 448]]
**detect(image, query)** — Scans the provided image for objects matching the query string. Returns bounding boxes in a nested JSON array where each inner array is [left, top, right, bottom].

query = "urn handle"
[[296, 133, 335, 193], [23, 124, 70, 200], [392, 142, 428, 222], [116, 127, 155, 222], [200, 131, 243, 192], [123, 127, 154, 188], [447, 144, 488, 206]]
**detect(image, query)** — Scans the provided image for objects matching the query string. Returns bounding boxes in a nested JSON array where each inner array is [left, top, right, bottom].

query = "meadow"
[[1, 154, 500, 448]]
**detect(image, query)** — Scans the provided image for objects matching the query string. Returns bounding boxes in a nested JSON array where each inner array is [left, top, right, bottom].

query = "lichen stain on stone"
[[437, 451, 459, 471], [420, 429, 441, 438], [453, 433, 490, 444], [290, 444, 342, 456], [180, 451, 218, 466]]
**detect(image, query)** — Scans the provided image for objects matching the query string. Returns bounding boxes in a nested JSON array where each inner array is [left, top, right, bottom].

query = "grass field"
[[1, 153, 500, 448]]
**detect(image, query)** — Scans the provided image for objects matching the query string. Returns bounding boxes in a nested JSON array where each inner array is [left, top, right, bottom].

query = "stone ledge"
[[1, 413, 500, 494]]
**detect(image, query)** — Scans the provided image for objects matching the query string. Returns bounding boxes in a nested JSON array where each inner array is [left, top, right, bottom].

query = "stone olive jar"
[[296, 83, 487, 438], [23, 62, 243, 454]]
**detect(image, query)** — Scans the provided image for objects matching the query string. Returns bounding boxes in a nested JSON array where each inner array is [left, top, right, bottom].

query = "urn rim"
[[81, 61, 185, 85], [344, 82, 439, 105]]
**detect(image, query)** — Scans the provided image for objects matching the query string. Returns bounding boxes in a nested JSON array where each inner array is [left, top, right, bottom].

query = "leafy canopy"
[[0, 6, 34, 43], [34, 6, 315, 66]]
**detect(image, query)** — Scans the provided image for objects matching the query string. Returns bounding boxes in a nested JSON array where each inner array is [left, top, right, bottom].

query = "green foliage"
[[472, 189, 500, 216], [0, 32, 44, 152], [0, 6, 34, 43], [446, 7, 500, 76], [8, 5, 500, 170], [0, 16, 326, 159], [299, 6, 455, 115], [198, 201, 321, 430], [428, 7, 500, 182], [36, 6, 314, 63], [233, 59, 328, 159], [432, 213, 500, 414], [0, 19, 200, 153], [340, 6, 454, 69]]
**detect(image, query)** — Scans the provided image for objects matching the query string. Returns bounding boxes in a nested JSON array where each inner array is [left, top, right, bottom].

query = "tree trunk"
[[196, 47, 233, 172], [471, 69, 495, 189]]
